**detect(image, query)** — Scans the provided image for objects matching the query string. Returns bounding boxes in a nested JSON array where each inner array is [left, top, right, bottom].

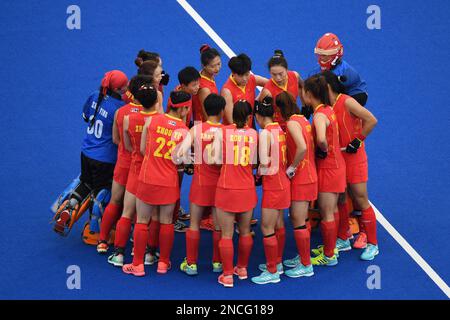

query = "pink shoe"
[[233, 266, 248, 280], [157, 261, 171, 274], [122, 263, 145, 277], [218, 273, 234, 288], [353, 232, 367, 249]]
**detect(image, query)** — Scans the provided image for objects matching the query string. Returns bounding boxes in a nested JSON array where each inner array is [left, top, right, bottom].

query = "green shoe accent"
[[180, 257, 198, 275], [311, 252, 338, 266]]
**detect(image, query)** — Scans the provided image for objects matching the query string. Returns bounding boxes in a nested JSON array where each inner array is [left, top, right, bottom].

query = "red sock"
[[358, 216, 366, 233], [99, 203, 122, 242], [338, 202, 349, 240], [159, 223, 175, 265], [186, 229, 200, 265], [237, 234, 253, 268], [321, 221, 337, 258], [361, 206, 377, 245], [333, 211, 340, 235], [275, 227, 286, 264], [213, 230, 222, 263], [132, 223, 149, 266], [263, 235, 278, 273], [219, 238, 234, 276], [114, 216, 132, 249], [147, 220, 160, 249], [294, 228, 311, 266], [172, 200, 180, 223]]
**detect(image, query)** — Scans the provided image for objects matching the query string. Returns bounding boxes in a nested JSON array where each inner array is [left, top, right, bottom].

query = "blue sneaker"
[[360, 244, 379, 261], [336, 238, 352, 252], [258, 263, 284, 274], [251, 270, 280, 285], [212, 262, 223, 273], [285, 264, 314, 278], [283, 255, 300, 268]]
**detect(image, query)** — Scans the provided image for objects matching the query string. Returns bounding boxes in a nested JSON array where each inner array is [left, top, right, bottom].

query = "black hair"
[[128, 75, 153, 97], [233, 100, 252, 128], [254, 96, 274, 118], [267, 49, 288, 70], [303, 74, 331, 106], [276, 91, 300, 120], [228, 53, 252, 75], [135, 49, 160, 67], [200, 44, 221, 66], [204, 93, 225, 116], [178, 66, 200, 86], [138, 60, 160, 77], [169, 90, 191, 112], [134, 85, 158, 109], [321, 70, 346, 94]]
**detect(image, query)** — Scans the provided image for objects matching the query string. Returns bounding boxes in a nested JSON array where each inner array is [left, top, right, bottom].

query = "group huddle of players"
[[57, 33, 379, 287]]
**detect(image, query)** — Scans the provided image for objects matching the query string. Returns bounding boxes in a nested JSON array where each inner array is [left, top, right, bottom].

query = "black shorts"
[[80, 152, 115, 192]]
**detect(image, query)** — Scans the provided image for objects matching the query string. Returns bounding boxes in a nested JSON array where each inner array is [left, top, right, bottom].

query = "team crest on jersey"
[[168, 120, 177, 126], [209, 127, 219, 132], [131, 108, 139, 113]]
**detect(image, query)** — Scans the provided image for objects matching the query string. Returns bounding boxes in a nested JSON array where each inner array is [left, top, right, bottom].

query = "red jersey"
[[286, 114, 318, 184], [313, 105, 346, 169], [115, 103, 142, 168], [263, 71, 299, 131], [261, 123, 290, 191], [222, 74, 257, 127], [332, 94, 367, 165], [217, 125, 258, 190], [127, 110, 158, 177], [139, 114, 188, 187], [192, 121, 222, 186], [192, 75, 219, 123]]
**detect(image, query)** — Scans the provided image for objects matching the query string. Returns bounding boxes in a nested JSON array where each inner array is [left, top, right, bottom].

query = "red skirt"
[[125, 170, 139, 195], [317, 167, 346, 193], [136, 181, 179, 205], [346, 161, 368, 184], [215, 187, 257, 213], [113, 165, 130, 186], [291, 182, 318, 202], [262, 188, 291, 210], [189, 181, 217, 207]]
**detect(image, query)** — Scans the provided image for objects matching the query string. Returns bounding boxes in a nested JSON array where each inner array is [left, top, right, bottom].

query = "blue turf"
[[0, 0, 448, 299]]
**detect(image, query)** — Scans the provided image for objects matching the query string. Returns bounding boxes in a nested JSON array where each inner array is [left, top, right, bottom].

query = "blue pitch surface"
[[0, 0, 449, 299]]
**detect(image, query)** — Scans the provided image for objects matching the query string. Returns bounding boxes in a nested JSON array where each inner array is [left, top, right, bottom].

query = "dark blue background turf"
[[0, 0, 448, 299]]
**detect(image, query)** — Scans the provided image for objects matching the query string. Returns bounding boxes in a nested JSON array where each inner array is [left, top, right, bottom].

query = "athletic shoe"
[[144, 250, 159, 266], [54, 209, 71, 235], [285, 264, 314, 278], [251, 270, 280, 285], [180, 258, 198, 276], [353, 232, 368, 249], [212, 262, 223, 273], [312, 245, 340, 258], [122, 263, 145, 276], [178, 206, 190, 221], [336, 238, 352, 252], [311, 252, 338, 266], [258, 263, 284, 274], [283, 255, 300, 268], [218, 273, 233, 288], [108, 251, 124, 267], [360, 244, 379, 261], [233, 266, 248, 280], [174, 220, 187, 233], [200, 217, 215, 231], [157, 261, 171, 274], [96, 241, 109, 254]]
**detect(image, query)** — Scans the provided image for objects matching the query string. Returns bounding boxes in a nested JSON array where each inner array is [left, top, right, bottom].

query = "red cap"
[[101, 70, 128, 95]]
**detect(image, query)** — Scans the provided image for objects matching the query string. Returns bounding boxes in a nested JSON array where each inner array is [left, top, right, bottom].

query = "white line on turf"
[[177, 0, 450, 299], [370, 201, 450, 299]]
